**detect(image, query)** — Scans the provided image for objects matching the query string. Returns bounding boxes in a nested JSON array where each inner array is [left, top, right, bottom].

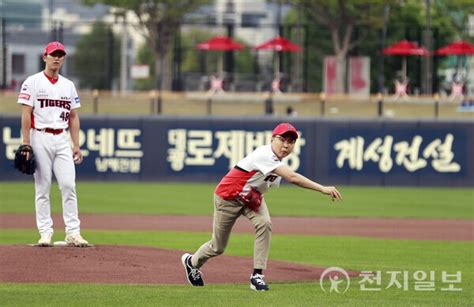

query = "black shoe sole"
[[250, 284, 269, 291]]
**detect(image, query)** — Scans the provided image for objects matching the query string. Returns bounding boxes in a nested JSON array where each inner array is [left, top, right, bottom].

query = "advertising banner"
[[1, 115, 472, 186], [348, 57, 371, 97], [323, 56, 338, 94]]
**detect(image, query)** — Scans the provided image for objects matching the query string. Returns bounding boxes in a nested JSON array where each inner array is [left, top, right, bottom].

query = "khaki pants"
[[191, 194, 272, 270]]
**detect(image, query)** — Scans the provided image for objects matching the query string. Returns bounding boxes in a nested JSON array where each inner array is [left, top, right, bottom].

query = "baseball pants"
[[191, 194, 272, 270], [31, 129, 81, 236]]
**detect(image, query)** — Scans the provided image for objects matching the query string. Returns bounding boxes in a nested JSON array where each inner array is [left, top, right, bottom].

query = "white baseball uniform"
[[17, 71, 82, 236]]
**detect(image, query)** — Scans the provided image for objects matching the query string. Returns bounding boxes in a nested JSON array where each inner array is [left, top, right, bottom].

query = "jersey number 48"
[[60, 111, 70, 122]]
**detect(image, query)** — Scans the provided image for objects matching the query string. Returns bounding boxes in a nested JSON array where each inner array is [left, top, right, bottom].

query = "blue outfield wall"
[[1, 114, 473, 187]]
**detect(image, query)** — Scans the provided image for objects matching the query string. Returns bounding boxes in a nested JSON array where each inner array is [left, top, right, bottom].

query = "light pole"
[[423, 0, 433, 95], [224, 0, 235, 88], [277, 0, 283, 75], [378, 4, 390, 94], [1, 18, 6, 89], [156, 22, 164, 114]]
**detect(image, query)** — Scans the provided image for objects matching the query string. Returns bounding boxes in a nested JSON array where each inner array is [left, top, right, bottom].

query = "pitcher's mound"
[[0, 245, 358, 284]]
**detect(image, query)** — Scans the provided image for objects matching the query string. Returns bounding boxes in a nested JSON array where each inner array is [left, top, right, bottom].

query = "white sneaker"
[[65, 233, 89, 247], [38, 233, 52, 247]]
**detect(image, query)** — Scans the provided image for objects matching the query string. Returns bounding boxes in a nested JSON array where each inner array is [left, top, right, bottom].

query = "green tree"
[[135, 30, 254, 90], [434, 0, 474, 37], [292, 0, 393, 93], [74, 21, 120, 89], [180, 30, 214, 74], [381, 0, 471, 93], [285, 10, 331, 92], [234, 46, 255, 75], [82, 0, 212, 90], [133, 44, 155, 91], [287, 0, 471, 93], [180, 30, 254, 74]]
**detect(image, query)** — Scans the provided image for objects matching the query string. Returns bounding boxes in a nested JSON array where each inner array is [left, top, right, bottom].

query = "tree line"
[[76, 0, 473, 94]]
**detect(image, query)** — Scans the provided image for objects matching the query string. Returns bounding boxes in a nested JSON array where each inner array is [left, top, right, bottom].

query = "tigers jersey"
[[17, 72, 80, 129], [215, 144, 283, 199]]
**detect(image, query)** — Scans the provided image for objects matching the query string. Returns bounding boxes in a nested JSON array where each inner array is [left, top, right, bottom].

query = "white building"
[[0, 0, 290, 91], [0, 0, 108, 89]]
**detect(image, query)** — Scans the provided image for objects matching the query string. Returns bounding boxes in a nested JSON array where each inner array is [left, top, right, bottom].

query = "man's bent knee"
[[210, 243, 226, 255], [255, 218, 272, 232]]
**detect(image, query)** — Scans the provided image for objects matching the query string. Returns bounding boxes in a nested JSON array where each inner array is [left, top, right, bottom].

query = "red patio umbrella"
[[196, 36, 244, 75], [196, 36, 245, 51], [434, 40, 474, 79], [383, 40, 429, 78], [434, 40, 474, 55], [254, 36, 302, 73], [255, 36, 302, 52]]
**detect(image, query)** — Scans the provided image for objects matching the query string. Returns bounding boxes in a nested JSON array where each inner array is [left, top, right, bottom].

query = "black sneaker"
[[250, 273, 269, 291], [181, 253, 204, 286]]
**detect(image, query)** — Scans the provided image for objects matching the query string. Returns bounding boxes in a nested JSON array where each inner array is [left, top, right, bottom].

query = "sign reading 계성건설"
[[0, 115, 472, 186]]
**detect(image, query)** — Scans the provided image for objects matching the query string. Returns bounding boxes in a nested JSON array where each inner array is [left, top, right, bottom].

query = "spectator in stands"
[[286, 106, 297, 117], [264, 92, 274, 115]]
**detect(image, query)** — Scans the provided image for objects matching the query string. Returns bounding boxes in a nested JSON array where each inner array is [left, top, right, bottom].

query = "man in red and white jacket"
[[181, 123, 342, 291]]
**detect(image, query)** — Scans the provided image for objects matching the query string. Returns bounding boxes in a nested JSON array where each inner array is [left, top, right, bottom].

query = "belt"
[[36, 128, 64, 135]]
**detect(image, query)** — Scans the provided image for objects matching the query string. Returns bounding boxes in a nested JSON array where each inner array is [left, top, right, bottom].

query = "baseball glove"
[[14, 144, 36, 175], [236, 187, 262, 212]]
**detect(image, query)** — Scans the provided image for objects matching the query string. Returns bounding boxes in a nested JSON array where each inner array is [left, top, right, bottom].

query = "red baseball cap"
[[272, 123, 298, 139], [44, 41, 66, 55]]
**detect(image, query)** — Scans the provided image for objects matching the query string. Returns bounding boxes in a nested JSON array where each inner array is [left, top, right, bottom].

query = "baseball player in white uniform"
[[17, 41, 88, 247], [182, 123, 342, 291]]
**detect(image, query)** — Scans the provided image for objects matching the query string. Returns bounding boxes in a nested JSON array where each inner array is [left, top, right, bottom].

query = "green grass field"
[[1, 182, 473, 219], [0, 182, 472, 306]]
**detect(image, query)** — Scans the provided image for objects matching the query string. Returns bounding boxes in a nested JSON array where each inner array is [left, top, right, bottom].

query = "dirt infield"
[[1, 214, 471, 285], [1, 213, 472, 241], [0, 245, 359, 284]]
